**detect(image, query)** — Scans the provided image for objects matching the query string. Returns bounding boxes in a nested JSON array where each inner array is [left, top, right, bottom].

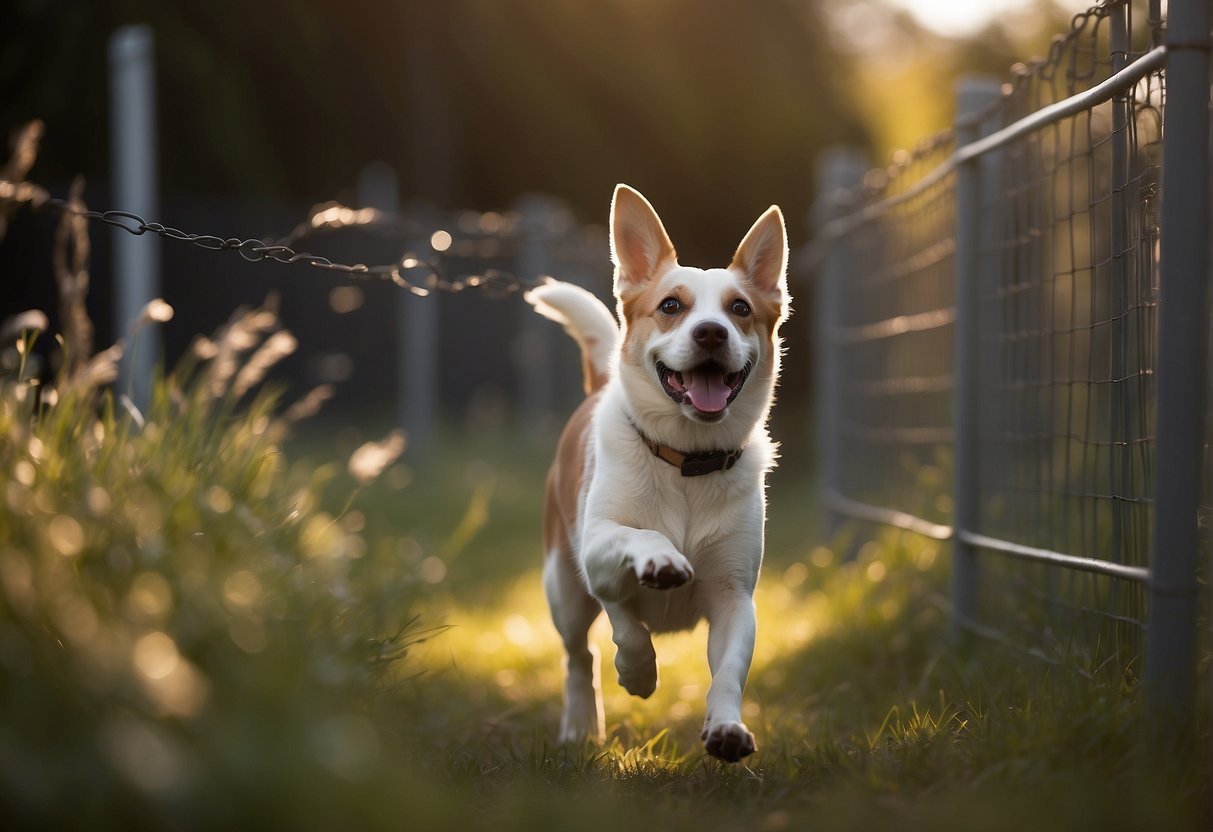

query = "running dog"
[[524, 184, 789, 762]]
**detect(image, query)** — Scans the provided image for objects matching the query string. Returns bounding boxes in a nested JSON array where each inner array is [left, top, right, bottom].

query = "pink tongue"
[[685, 371, 731, 413]]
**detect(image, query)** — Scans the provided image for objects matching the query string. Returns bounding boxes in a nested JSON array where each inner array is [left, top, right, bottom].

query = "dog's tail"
[[524, 278, 619, 396]]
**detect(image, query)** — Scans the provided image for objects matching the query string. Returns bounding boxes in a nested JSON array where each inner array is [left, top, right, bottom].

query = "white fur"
[[529, 184, 788, 763], [524, 279, 620, 378]]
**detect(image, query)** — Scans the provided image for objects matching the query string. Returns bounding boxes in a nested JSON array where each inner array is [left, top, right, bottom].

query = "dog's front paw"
[[702, 721, 756, 762], [634, 550, 693, 590], [616, 655, 658, 699]]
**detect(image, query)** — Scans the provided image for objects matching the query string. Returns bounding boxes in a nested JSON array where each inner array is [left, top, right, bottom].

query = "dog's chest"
[[580, 420, 766, 566], [632, 481, 755, 633], [627, 475, 743, 558], [605, 456, 765, 593]]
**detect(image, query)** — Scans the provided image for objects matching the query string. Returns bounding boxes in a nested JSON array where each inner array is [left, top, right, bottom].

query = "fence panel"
[[818, 133, 957, 544], [967, 1, 1164, 670], [812, 0, 1207, 713]]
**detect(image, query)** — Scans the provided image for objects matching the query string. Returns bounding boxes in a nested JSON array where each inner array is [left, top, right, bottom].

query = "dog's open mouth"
[[657, 360, 752, 416]]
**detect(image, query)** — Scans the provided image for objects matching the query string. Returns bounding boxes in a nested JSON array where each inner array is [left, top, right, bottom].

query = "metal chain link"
[[19, 189, 545, 298]]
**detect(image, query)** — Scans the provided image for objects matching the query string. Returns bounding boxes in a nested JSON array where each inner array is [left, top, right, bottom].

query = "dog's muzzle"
[[656, 359, 752, 417]]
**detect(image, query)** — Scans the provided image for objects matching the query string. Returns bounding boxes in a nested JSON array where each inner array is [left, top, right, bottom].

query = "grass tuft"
[[0, 307, 425, 829]]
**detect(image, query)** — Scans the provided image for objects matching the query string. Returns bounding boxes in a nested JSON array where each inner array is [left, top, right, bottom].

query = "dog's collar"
[[629, 419, 744, 477]]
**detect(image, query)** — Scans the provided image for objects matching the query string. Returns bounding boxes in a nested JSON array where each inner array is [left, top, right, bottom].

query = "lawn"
[[306, 420, 1209, 832], [0, 332, 1207, 830]]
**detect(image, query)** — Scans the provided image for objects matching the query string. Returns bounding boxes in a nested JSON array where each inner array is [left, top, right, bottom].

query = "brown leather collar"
[[629, 420, 743, 477]]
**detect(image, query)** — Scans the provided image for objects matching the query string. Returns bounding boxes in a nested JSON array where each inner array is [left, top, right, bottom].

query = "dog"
[[524, 184, 789, 763]]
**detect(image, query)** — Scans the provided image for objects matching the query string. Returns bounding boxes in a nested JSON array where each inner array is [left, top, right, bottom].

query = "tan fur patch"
[[720, 287, 758, 339], [543, 391, 600, 559], [735, 275, 787, 341], [620, 278, 691, 364], [580, 336, 609, 395]]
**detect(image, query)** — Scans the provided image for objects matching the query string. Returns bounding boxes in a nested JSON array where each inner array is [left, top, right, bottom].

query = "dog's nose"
[[693, 320, 728, 350]]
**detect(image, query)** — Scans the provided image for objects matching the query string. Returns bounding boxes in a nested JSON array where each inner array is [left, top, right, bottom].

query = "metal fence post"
[[951, 78, 1002, 643], [813, 148, 867, 541], [109, 25, 160, 413], [1107, 0, 1131, 623], [1145, 0, 1211, 722], [356, 162, 438, 455], [403, 210, 440, 456]]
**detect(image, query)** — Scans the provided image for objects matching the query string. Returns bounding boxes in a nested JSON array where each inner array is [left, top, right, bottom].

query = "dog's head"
[[609, 184, 790, 446]]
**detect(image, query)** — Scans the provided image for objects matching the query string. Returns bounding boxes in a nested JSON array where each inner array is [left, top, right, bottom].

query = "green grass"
[[315, 426, 1209, 832], [1, 328, 1208, 830], [8, 114, 1202, 829]]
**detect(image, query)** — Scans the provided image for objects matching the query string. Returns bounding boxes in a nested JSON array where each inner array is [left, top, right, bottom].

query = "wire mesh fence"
[[971, 1, 1163, 671], [812, 0, 1208, 705], [817, 134, 958, 540]]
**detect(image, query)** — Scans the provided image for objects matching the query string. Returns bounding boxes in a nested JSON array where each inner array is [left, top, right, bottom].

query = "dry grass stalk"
[[0, 310, 50, 343], [0, 120, 48, 240], [52, 177, 93, 376], [347, 429, 407, 485], [204, 295, 281, 400], [61, 343, 124, 396], [232, 330, 298, 398], [281, 384, 335, 425]]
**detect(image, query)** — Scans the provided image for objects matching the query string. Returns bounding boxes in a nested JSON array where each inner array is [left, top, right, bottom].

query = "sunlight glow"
[[886, 0, 1032, 36], [405, 566, 838, 753], [222, 570, 262, 608], [503, 613, 536, 646], [809, 546, 835, 569], [866, 560, 888, 584], [48, 514, 85, 557], [328, 285, 365, 314], [127, 571, 172, 619], [133, 631, 180, 680]]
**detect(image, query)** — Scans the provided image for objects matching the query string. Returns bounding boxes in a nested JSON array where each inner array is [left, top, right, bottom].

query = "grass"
[[4, 117, 1205, 831], [315, 426, 1209, 831], [0, 329, 1207, 830]]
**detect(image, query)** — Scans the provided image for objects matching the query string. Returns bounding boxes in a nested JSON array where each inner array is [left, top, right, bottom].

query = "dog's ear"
[[610, 185, 677, 289], [730, 206, 787, 297]]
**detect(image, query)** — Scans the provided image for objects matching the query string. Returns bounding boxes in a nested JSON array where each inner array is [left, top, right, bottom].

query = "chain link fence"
[[811, 0, 1209, 718]]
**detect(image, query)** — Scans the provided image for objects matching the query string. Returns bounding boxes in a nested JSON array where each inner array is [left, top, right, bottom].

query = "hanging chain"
[[2, 179, 547, 298]]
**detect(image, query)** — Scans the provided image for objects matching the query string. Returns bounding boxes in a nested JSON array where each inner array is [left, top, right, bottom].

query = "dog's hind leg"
[[543, 552, 604, 743]]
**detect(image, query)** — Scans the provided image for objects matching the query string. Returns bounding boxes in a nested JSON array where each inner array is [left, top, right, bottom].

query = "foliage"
[[1, 0, 868, 264], [0, 305, 423, 829], [0, 0, 1081, 265]]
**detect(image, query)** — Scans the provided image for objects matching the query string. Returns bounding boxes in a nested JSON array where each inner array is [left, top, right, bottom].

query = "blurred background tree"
[[0, 0, 1073, 430], [1, 0, 1067, 261]]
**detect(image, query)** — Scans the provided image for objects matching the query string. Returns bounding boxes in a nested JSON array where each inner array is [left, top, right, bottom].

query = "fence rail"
[[811, 0, 1209, 725]]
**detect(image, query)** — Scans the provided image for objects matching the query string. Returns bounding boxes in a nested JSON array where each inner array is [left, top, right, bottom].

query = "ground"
[[331, 425, 1208, 832]]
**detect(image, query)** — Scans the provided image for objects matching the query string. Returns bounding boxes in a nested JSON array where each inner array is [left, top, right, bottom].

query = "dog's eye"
[[659, 297, 682, 315], [730, 299, 752, 317]]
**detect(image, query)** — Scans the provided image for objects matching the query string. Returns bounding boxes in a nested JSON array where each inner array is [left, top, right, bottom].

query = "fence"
[[2, 151, 612, 455], [812, 0, 1209, 723], [3, 25, 617, 451]]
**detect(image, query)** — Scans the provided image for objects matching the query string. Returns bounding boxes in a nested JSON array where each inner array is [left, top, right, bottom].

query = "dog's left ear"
[[730, 206, 788, 297]]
